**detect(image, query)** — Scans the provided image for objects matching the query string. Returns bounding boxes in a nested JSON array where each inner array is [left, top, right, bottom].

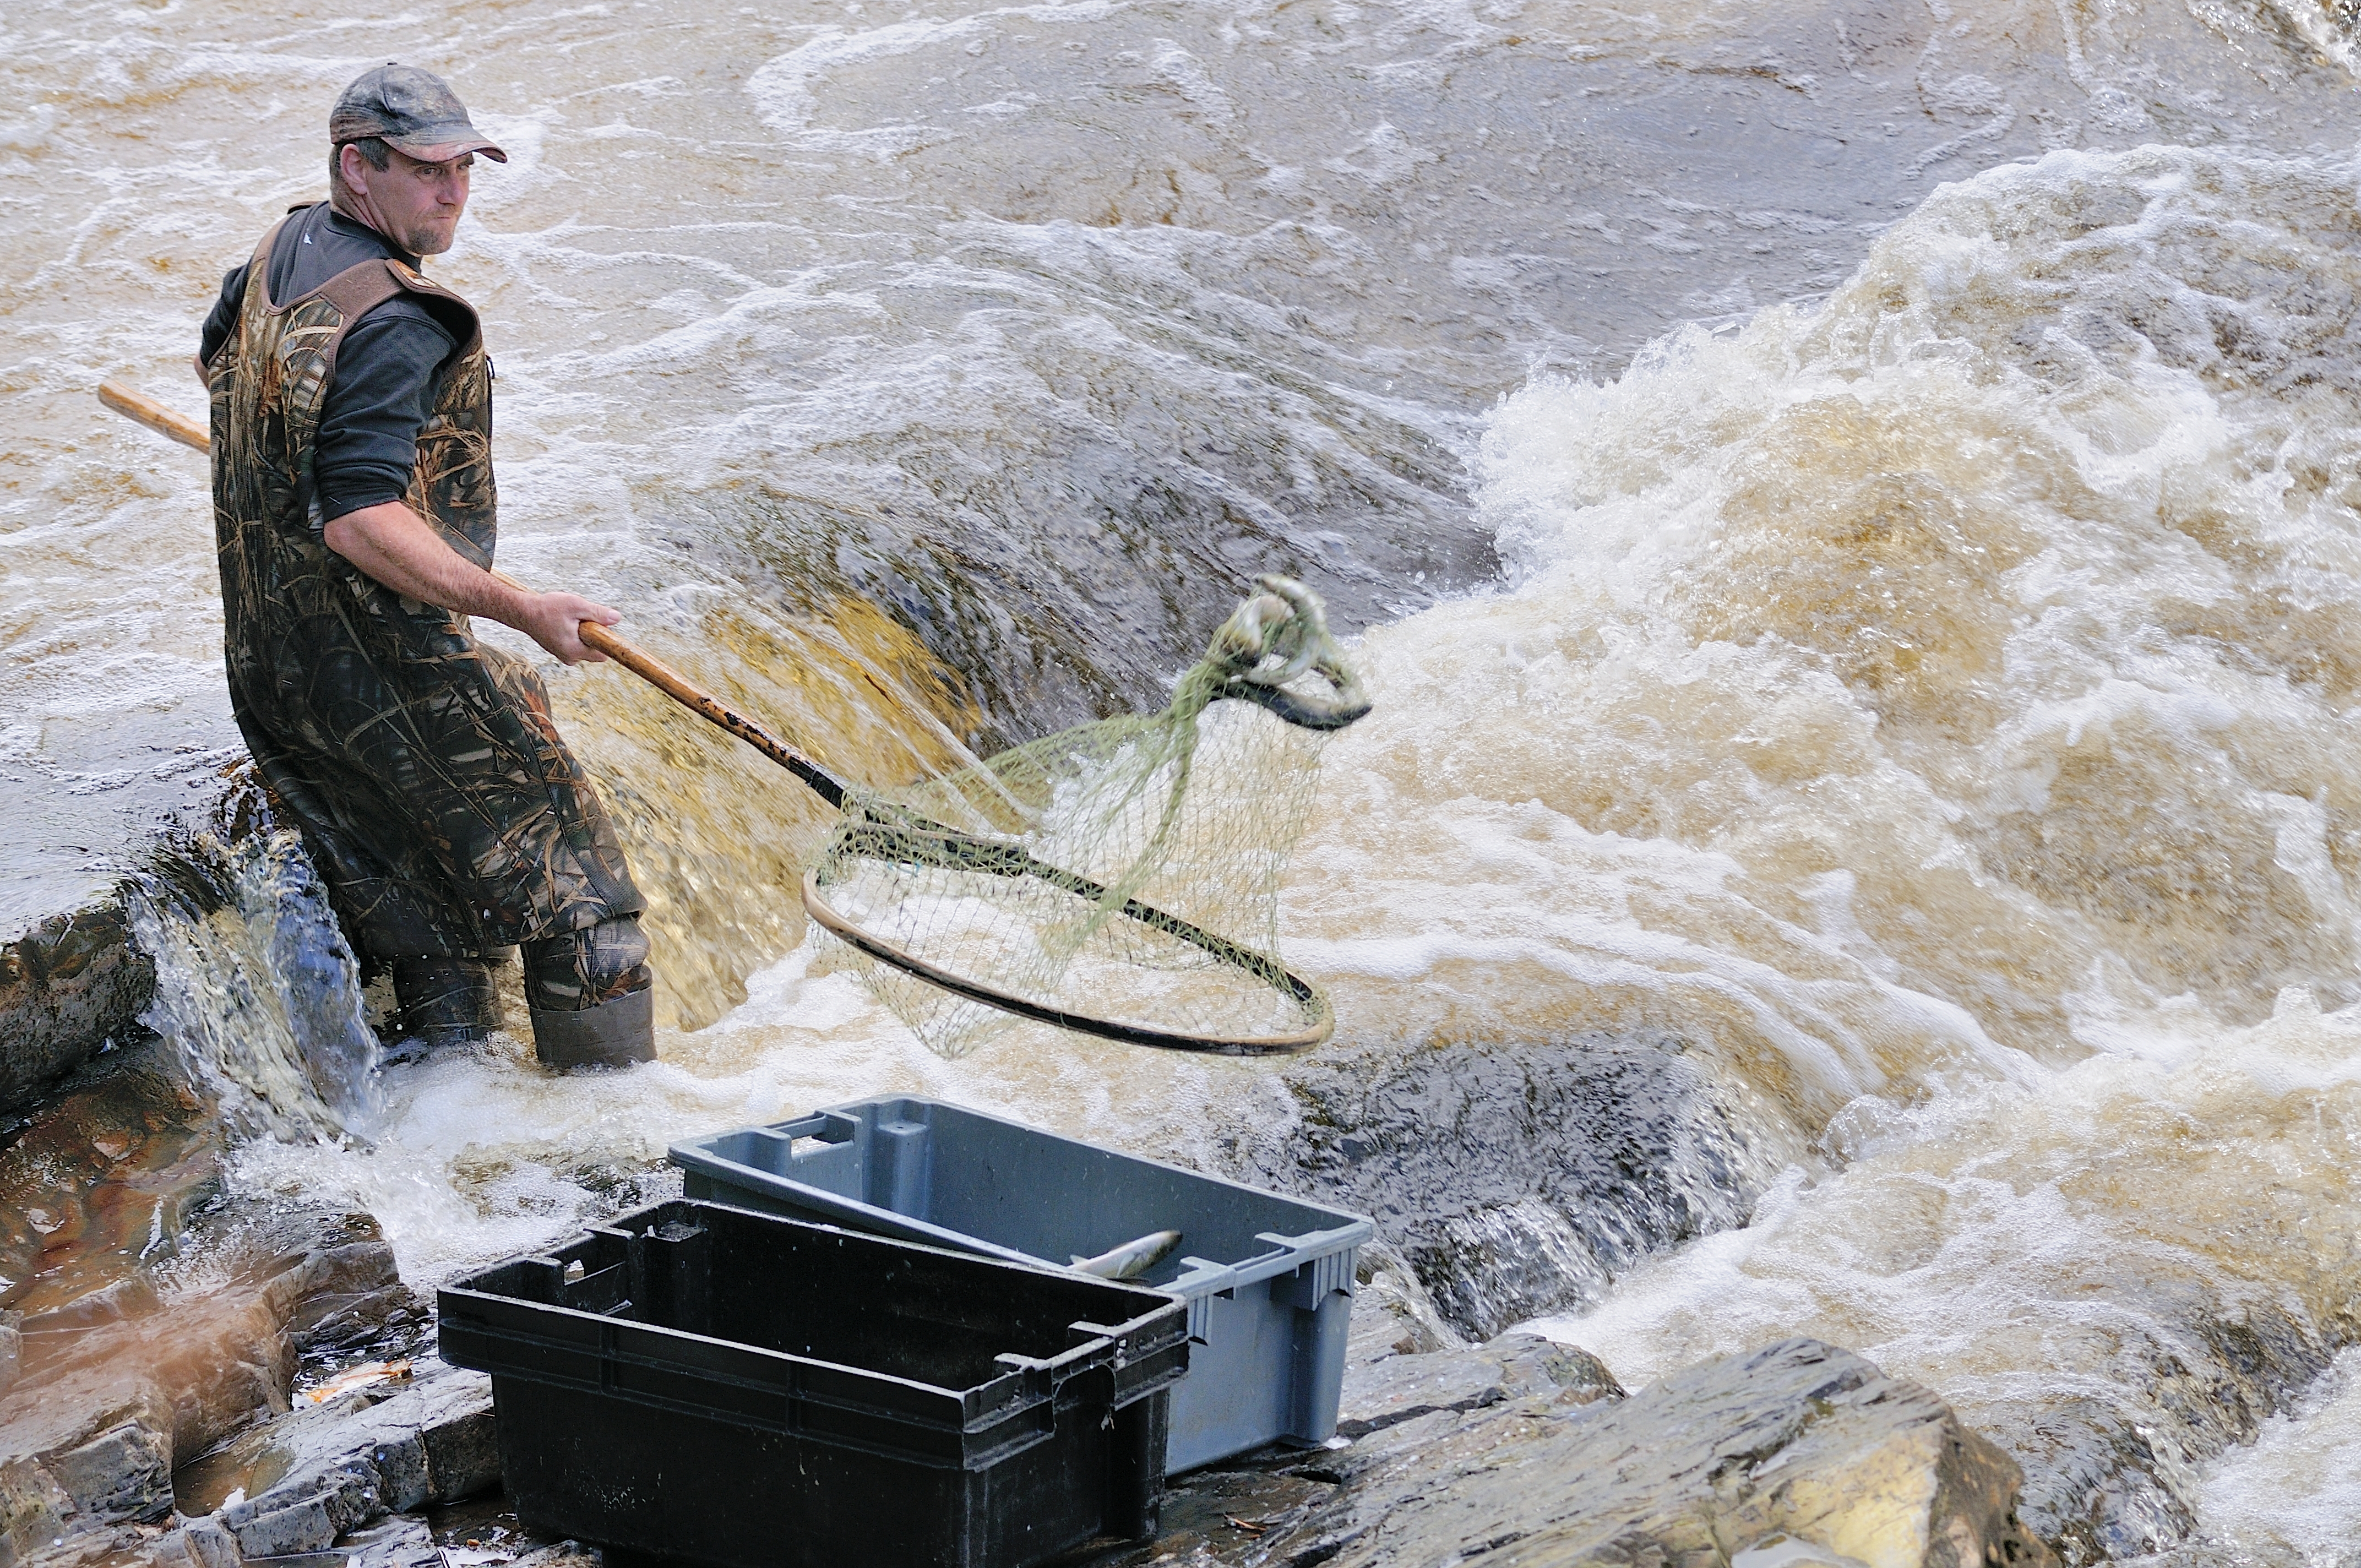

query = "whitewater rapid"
[[191, 138, 2361, 1559], [14, 0, 2361, 1560], [1481, 144, 2361, 1559]]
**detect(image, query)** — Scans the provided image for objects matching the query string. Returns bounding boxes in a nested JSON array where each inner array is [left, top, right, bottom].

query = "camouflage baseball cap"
[[330, 64, 508, 163]]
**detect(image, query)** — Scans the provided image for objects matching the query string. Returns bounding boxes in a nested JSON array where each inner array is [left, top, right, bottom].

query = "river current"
[[9, 0, 2361, 1561]]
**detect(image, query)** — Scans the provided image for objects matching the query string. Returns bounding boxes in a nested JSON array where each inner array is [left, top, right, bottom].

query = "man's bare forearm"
[[322, 500, 618, 664], [324, 502, 523, 617]]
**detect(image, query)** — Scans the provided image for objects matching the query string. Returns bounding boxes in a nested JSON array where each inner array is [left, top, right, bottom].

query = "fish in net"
[[803, 575, 1370, 1057]]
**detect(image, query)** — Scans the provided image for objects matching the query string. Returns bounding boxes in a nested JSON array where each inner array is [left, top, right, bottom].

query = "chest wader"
[[207, 205, 654, 1068]]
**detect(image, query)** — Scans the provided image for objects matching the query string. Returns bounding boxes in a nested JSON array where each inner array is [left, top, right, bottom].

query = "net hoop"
[[801, 867, 1334, 1055], [802, 573, 1361, 1057]]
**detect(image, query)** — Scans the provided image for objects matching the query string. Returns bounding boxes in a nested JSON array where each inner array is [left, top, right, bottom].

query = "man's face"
[[342, 143, 473, 255]]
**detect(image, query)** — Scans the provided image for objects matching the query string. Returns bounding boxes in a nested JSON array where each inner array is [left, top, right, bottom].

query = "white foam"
[[17, 1, 2361, 1537], [2198, 1348, 2361, 1559], [1291, 141, 2361, 1532], [746, 2, 1119, 155]]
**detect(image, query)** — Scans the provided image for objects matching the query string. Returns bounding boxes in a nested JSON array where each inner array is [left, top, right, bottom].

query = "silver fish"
[[1070, 1228, 1183, 1281]]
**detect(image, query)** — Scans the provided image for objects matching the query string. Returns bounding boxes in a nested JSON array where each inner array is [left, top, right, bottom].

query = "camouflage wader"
[[206, 207, 650, 1057]]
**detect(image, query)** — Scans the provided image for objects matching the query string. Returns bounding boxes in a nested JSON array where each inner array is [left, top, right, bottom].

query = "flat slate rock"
[[1336, 1348, 1508, 1436], [340, 1512, 440, 1568], [1276, 1338, 2052, 1568], [212, 1360, 498, 1559], [1080, 1337, 2049, 1568]]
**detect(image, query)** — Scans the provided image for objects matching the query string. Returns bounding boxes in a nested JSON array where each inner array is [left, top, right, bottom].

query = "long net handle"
[[97, 379, 847, 808], [545, 612, 845, 808], [101, 379, 208, 450]]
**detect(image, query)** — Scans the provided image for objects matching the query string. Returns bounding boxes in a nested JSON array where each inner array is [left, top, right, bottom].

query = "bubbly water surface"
[[12, 0, 2361, 1558]]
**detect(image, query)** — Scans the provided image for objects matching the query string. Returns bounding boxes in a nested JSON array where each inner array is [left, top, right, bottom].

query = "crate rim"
[[669, 1096, 1377, 1295], [438, 1200, 1190, 1413]]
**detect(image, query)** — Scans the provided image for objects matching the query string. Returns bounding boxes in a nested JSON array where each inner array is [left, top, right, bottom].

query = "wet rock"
[[1217, 1035, 1792, 1338], [221, 1209, 416, 1368], [0, 1210, 415, 1566], [21, 1279, 163, 1342], [1274, 1338, 2049, 1568], [41, 1424, 172, 1529], [0, 1364, 179, 1565], [1336, 1326, 1624, 1440], [1079, 1338, 2048, 1568], [1482, 1330, 1625, 1407], [1, 1455, 81, 1568], [0, 1038, 220, 1339], [1, 1313, 20, 1399], [1090, 1464, 1337, 1564], [220, 1476, 372, 1559], [150, 1516, 242, 1568], [1335, 1349, 1506, 1437], [4, 1525, 150, 1568], [509, 1543, 599, 1568], [1344, 1242, 1463, 1366], [340, 1512, 438, 1568], [0, 901, 155, 1117], [1972, 1292, 2343, 1561], [208, 1358, 497, 1559]]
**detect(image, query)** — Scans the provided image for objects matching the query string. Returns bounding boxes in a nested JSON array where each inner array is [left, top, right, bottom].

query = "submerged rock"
[[1961, 1288, 2345, 1562], [1218, 1033, 1792, 1338], [0, 1039, 220, 1337]]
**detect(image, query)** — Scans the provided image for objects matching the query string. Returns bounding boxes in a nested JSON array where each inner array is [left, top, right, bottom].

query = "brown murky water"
[[11, 0, 2361, 1559]]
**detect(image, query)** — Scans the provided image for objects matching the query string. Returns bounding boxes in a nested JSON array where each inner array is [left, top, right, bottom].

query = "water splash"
[[1436, 140, 2361, 1552], [127, 799, 380, 1144]]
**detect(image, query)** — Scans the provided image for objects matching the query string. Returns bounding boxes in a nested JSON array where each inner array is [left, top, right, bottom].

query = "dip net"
[[804, 576, 1369, 1058]]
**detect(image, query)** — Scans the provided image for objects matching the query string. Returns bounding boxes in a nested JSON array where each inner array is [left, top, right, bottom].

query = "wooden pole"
[[99, 379, 208, 451]]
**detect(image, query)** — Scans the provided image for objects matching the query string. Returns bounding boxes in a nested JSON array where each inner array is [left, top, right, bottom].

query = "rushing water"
[[11, 0, 2361, 1560]]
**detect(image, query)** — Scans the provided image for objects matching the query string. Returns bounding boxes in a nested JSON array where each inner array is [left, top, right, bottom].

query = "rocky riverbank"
[[4, 1200, 2052, 1568], [0, 1032, 2039, 1568], [0, 1017, 2173, 1568], [1, 777, 266, 1121]]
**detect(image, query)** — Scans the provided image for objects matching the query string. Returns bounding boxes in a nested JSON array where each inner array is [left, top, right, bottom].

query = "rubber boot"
[[523, 914, 656, 1069], [391, 955, 502, 1048], [528, 983, 656, 1069]]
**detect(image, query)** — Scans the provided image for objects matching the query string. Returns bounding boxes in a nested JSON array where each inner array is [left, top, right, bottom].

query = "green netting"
[[804, 576, 1369, 1057]]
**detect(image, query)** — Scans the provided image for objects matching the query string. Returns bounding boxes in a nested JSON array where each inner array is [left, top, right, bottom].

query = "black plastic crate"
[[437, 1199, 1188, 1568]]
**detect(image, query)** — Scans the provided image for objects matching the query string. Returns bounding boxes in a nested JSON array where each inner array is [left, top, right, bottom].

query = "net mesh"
[[806, 576, 1367, 1057]]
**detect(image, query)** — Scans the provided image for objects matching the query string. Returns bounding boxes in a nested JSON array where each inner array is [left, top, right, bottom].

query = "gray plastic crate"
[[670, 1096, 1372, 1472]]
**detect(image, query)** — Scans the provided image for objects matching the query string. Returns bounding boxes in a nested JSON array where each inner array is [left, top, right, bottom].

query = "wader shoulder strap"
[[311, 259, 410, 372], [380, 258, 485, 358], [308, 257, 485, 383], [200, 213, 297, 374]]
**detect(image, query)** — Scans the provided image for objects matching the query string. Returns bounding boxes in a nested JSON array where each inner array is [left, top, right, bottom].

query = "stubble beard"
[[401, 217, 460, 258]]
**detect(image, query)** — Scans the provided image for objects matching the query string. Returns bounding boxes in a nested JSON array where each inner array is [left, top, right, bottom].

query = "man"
[[197, 64, 655, 1068]]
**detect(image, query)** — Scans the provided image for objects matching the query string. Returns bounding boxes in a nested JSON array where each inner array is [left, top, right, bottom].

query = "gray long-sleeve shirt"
[[200, 203, 471, 525]]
